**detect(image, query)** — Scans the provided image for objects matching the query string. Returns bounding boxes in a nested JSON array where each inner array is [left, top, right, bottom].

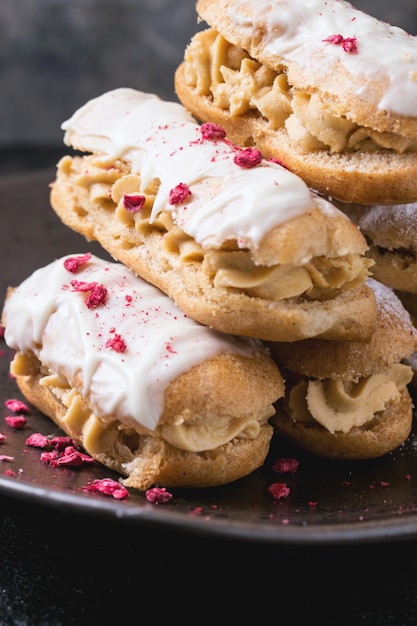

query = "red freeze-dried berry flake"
[[63, 253, 92, 273], [40, 445, 94, 467], [82, 478, 129, 500], [26, 433, 50, 448], [5, 415, 27, 429], [323, 34, 358, 53], [70, 280, 108, 308], [145, 487, 173, 504], [5, 399, 30, 413], [50, 436, 79, 451], [200, 122, 227, 141], [105, 333, 127, 353], [49, 446, 95, 467], [169, 183, 191, 205], [268, 482, 290, 501], [233, 147, 263, 168], [0, 433, 6, 444], [123, 194, 146, 213], [40, 450, 59, 463], [0, 455, 14, 462], [272, 457, 299, 474]]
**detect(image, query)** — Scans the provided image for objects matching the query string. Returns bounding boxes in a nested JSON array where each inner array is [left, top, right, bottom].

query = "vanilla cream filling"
[[287, 363, 413, 434], [183, 29, 417, 154], [66, 153, 371, 301], [9, 361, 273, 454]]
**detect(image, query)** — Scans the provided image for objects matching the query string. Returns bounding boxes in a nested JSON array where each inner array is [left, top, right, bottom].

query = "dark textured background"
[[1, 0, 417, 148]]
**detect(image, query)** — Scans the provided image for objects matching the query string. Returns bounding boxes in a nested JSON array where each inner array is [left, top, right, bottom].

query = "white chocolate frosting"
[[227, 0, 417, 117], [61, 87, 341, 251], [3, 254, 265, 432]]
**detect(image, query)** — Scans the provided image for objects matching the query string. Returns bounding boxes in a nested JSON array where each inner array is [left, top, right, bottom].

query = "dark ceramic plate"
[[2, 168, 417, 546]]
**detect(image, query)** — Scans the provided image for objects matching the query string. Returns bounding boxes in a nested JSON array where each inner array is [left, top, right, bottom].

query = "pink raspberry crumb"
[[82, 478, 129, 500], [5, 399, 30, 413], [200, 122, 227, 140], [145, 487, 173, 504], [233, 147, 263, 168], [272, 457, 299, 474], [168, 182, 191, 205], [63, 253, 91, 273], [5, 415, 27, 429], [268, 482, 290, 501]]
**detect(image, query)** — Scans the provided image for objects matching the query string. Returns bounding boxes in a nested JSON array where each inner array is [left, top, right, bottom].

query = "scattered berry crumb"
[[145, 486, 173, 504], [123, 194, 146, 213], [268, 482, 290, 501], [105, 333, 127, 353], [5, 399, 30, 413], [233, 147, 262, 168], [63, 253, 91, 273], [169, 183, 191, 205], [322, 33, 358, 53], [5, 415, 27, 429], [200, 122, 226, 141], [272, 457, 299, 474], [0, 455, 14, 462], [82, 478, 129, 500]]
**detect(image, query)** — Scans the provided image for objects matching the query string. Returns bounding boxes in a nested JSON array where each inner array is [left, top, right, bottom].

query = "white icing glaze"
[[228, 0, 417, 117], [3, 254, 265, 431], [61, 87, 341, 250]]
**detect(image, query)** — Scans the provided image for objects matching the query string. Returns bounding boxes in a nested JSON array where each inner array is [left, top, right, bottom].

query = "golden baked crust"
[[268, 279, 417, 380], [11, 348, 281, 490], [50, 154, 377, 342], [338, 202, 417, 294], [268, 279, 417, 459], [272, 388, 413, 460], [174, 1, 417, 204]]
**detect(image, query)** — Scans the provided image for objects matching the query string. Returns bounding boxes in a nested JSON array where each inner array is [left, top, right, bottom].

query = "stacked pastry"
[[173, 0, 417, 457], [2, 0, 417, 489], [332, 201, 417, 389], [1, 86, 378, 490]]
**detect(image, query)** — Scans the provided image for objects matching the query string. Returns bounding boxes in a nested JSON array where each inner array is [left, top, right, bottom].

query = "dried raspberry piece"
[[63, 253, 91, 273], [268, 482, 290, 501], [233, 147, 262, 168], [169, 183, 191, 205], [26, 433, 50, 448], [0, 455, 14, 462], [4, 469, 16, 477], [123, 194, 146, 213], [272, 457, 299, 474], [40, 450, 59, 463], [322, 34, 358, 53], [5, 399, 30, 413], [200, 122, 227, 141], [82, 478, 129, 500], [5, 415, 27, 429], [51, 435, 79, 451], [341, 37, 357, 53], [322, 33, 344, 44], [49, 446, 94, 467], [105, 333, 127, 353], [0, 433, 6, 444], [70, 280, 108, 308], [145, 487, 173, 504]]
